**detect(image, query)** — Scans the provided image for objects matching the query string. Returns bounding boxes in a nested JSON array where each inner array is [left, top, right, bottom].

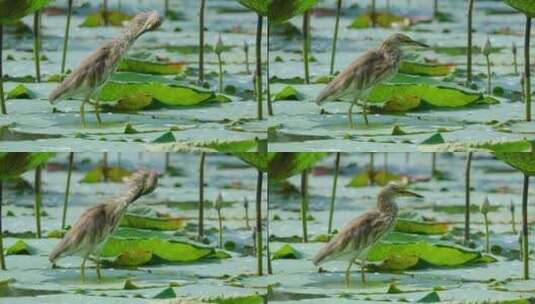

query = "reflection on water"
[[0, 126, 62, 141]]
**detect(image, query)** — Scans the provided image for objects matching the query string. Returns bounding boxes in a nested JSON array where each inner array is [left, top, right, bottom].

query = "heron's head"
[[384, 33, 429, 48], [128, 10, 163, 38], [383, 181, 423, 198]]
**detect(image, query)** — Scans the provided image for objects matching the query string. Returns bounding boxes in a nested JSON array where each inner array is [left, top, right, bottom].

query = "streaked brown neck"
[[379, 41, 403, 64], [376, 190, 399, 215]]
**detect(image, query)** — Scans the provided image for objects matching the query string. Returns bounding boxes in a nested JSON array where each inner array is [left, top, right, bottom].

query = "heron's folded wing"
[[313, 210, 382, 265], [316, 50, 385, 104]]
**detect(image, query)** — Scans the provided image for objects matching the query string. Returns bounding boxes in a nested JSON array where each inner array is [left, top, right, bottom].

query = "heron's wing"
[[48, 204, 108, 262], [316, 50, 388, 104], [313, 210, 389, 265], [48, 42, 115, 103]]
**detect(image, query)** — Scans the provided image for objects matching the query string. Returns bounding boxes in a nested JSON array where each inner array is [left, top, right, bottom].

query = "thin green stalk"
[[511, 204, 516, 234], [165, 153, 170, 172], [466, 0, 474, 85], [34, 11, 41, 83], [0, 181, 6, 270], [433, 0, 438, 18], [217, 53, 223, 93], [301, 170, 309, 243], [369, 153, 375, 185], [198, 0, 206, 83], [371, 0, 376, 27], [102, 152, 108, 182], [34, 165, 42, 239], [266, 179, 272, 275], [302, 11, 310, 84], [431, 153, 437, 177], [165, 0, 169, 15], [198, 152, 206, 239], [217, 209, 223, 249], [244, 43, 250, 74], [521, 174, 529, 280], [60, 0, 74, 79], [464, 152, 473, 243], [256, 170, 263, 276], [483, 214, 489, 253], [267, 20, 273, 116], [244, 198, 250, 229], [329, 0, 342, 76], [524, 16, 531, 122], [485, 55, 492, 95], [513, 45, 518, 75], [61, 152, 74, 230], [103, 0, 108, 26], [327, 153, 340, 234], [0, 25, 5, 115], [255, 14, 263, 120]]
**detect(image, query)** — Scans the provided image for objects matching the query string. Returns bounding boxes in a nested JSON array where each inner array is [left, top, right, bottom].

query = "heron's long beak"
[[399, 189, 424, 198], [409, 39, 429, 48]]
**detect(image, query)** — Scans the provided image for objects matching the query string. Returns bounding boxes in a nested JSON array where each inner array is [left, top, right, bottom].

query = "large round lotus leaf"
[[505, 0, 535, 17], [495, 152, 535, 176], [238, 0, 269, 16], [0, 152, 55, 179], [268, 152, 326, 180], [269, 0, 319, 23], [0, 0, 50, 24], [234, 152, 275, 172]]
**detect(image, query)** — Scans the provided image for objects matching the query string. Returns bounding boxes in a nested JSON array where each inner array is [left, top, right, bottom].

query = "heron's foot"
[[80, 102, 87, 128], [348, 104, 356, 129], [360, 262, 367, 284], [94, 100, 102, 125]]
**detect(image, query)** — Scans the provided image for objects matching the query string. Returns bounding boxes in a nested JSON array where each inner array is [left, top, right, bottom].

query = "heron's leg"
[[95, 255, 102, 282], [360, 259, 367, 284], [345, 257, 357, 287], [80, 99, 87, 127], [348, 102, 355, 129], [94, 98, 102, 125], [80, 256, 87, 283], [362, 99, 369, 126]]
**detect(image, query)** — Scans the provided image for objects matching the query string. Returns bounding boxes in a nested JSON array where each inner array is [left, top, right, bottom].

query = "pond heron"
[[48, 169, 158, 282], [316, 33, 428, 129], [48, 11, 163, 126], [313, 181, 423, 285]]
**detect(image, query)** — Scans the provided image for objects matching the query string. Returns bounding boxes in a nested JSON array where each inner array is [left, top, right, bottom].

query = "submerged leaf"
[[6, 84, 36, 99], [399, 61, 455, 77], [6, 240, 34, 255], [120, 213, 185, 231], [272, 244, 302, 260], [80, 166, 132, 183], [118, 58, 186, 75]]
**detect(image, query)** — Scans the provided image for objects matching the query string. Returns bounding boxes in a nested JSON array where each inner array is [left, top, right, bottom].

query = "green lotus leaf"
[[80, 166, 132, 183], [120, 213, 185, 231], [0, 0, 50, 24], [238, 0, 269, 16], [505, 0, 535, 17], [79, 11, 133, 27], [0, 153, 54, 179], [268, 153, 326, 180], [118, 58, 186, 75], [272, 244, 302, 260], [269, 0, 319, 23], [394, 219, 450, 235], [494, 152, 535, 176], [399, 61, 456, 77]]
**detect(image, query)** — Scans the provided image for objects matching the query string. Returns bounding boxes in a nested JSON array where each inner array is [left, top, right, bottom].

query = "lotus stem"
[[244, 42, 250, 74], [524, 16, 531, 122], [466, 0, 474, 86], [267, 20, 273, 116], [244, 198, 250, 229], [103, 0, 109, 26], [61, 152, 74, 230], [33, 11, 41, 83], [464, 152, 472, 243], [34, 165, 43, 238], [512, 43, 518, 75], [485, 55, 492, 95], [383, 153, 388, 172], [483, 214, 490, 253], [165, 153, 170, 172], [328, 153, 341, 234], [302, 11, 311, 84], [61, 0, 74, 79], [371, 0, 376, 27], [217, 53, 223, 93], [198, 0, 206, 83], [216, 209, 223, 249], [521, 174, 529, 279], [198, 152, 206, 239], [433, 0, 438, 18], [431, 153, 437, 177], [0, 181, 6, 270], [368, 152, 375, 185], [329, 0, 342, 76], [266, 181, 272, 275], [301, 170, 309, 243], [255, 14, 263, 120], [0, 25, 5, 115], [102, 152, 108, 182], [511, 203, 517, 234], [165, 0, 169, 15], [256, 170, 263, 276]]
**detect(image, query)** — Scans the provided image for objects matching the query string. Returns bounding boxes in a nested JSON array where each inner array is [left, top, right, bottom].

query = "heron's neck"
[[376, 192, 399, 215]]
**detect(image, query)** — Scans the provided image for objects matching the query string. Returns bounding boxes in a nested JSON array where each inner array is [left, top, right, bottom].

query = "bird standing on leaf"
[[49, 169, 158, 282], [49, 11, 163, 126], [316, 33, 429, 129], [313, 181, 423, 286]]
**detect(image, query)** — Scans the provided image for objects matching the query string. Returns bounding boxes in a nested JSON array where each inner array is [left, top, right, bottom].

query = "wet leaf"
[[79, 11, 133, 27], [0, 153, 55, 179], [118, 58, 186, 75], [113, 250, 153, 267], [494, 152, 535, 176], [394, 219, 450, 235], [382, 95, 421, 112], [505, 0, 535, 17], [399, 61, 455, 77], [273, 85, 304, 101], [268, 153, 326, 180], [120, 213, 185, 231], [6, 84, 36, 99], [272, 244, 302, 260], [80, 166, 132, 183], [6, 240, 34, 255]]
